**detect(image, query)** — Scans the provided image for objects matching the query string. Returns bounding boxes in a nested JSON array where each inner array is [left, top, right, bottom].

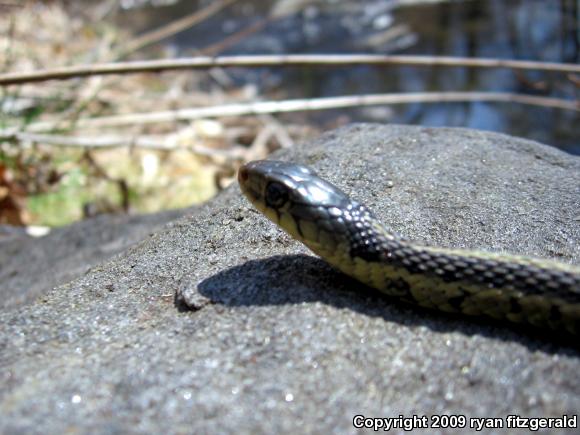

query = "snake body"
[[238, 160, 580, 335]]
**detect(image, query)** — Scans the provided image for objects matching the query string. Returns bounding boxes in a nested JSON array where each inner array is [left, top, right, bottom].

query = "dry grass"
[[0, 1, 316, 227]]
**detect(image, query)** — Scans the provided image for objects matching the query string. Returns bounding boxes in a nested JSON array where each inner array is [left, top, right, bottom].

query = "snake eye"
[[265, 182, 289, 208]]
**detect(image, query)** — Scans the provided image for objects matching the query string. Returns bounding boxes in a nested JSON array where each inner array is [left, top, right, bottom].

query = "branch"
[[8, 132, 247, 160], [201, 16, 273, 56], [1, 54, 579, 86], [1, 92, 576, 137], [116, 0, 237, 58], [0, 1, 22, 10]]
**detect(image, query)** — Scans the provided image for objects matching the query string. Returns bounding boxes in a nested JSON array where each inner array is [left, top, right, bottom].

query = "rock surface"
[[0, 209, 186, 309], [1, 124, 579, 434]]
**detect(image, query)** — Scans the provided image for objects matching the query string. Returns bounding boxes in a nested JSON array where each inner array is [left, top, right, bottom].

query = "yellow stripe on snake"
[[238, 160, 580, 335]]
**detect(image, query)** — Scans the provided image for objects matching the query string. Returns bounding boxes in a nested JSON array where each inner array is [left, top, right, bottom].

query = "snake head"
[[238, 160, 373, 255], [238, 160, 350, 217], [239, 160, 313, 213]]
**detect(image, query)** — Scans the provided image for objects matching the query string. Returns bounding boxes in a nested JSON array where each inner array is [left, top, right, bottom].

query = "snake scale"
[[238, 160, 580, 335]]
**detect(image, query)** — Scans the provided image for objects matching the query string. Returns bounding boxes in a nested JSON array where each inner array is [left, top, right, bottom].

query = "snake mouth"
[[238, 166, 249, 183], [238, 165, 264, 210], [238, 166, 254, 197]]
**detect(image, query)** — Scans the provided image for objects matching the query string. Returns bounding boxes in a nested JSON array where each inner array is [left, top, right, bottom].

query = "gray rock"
[[0, 209, 186, 309], [0, 124, 579, 434]]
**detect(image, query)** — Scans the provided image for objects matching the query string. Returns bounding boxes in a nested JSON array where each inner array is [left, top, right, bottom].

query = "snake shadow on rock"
[[193, 254, 578, 354]]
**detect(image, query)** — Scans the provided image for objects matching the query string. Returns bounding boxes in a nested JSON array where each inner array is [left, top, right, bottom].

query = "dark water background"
[[115, 0, 580, 154]]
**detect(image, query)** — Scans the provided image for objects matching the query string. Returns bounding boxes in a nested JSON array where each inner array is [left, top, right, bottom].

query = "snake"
[[238, 160, 580, 335]]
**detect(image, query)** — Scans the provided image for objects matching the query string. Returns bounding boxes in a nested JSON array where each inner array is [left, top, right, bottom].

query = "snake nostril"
[[238, 166, 248, 183]]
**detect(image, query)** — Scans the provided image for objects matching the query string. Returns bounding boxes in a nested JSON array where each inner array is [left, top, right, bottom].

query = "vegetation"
[[1, 0, 578, 227]]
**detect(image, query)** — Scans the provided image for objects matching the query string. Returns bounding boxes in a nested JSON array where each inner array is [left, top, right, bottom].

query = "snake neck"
[[299, 202, 580, 334]]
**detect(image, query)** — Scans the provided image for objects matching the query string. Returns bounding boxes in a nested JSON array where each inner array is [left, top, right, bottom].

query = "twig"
[[568, 74, 580, 88], [116, 0, 238, 58], [259, 115, 294, 148], [0, 92, 575, 137], [82, 150, 130, 212], [10, 132, 247, 161], [202, 16, 273, 56], [246, 124, 274, 162], [2, 54, 580, 86], [0, 1, 22, 10]]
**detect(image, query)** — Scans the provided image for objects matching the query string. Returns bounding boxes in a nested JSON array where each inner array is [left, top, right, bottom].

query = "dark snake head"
[[239, 160, 350, 222], [238, 160, 388, 261]]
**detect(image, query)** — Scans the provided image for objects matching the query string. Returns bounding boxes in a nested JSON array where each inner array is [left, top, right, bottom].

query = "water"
[[115, 0, 580, 154]]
